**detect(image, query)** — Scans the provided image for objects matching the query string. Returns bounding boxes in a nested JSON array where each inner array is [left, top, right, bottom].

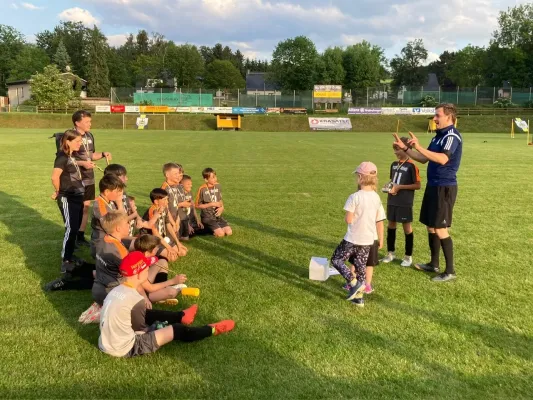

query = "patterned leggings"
[[331, 240, 371, 283]]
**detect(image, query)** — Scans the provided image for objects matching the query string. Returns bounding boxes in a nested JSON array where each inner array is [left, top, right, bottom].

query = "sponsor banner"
[[189, 107, 209, 113], [174, 106, 191, 113], [136, 115, 148, 130], [308, 117, 352, 131], [348, 107, 382, 115], [206, 106, 233, 113], [266, 107, 281, 114], [140, 105, 170, 113], [111, 105, 125, 113], [282, 107, 307, 115], [382, 107, 413, 115], [125, 105, 139, 113], [232, 107, 266, 114], [95, 105, 111, 113], [314, 84, 342, 92], [412, 107, 436, 115], [314, 85, 342, 103], [314, 91, 342, 99]]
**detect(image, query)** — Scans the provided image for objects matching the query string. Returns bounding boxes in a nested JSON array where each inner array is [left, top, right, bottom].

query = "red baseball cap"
[[119, 251, 158, 277]]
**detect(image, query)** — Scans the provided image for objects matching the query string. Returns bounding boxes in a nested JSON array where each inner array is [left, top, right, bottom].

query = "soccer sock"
[[440, 237, 455, 275], [180, 304, 198, 325], [405, 233, 414, 256], [429, 232, 441, 268], [387, 228, 396, 253], [172, 323, 213, 342]]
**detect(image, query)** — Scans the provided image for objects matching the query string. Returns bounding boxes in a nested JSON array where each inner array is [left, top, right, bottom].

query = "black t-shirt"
[[387, 160, 420, 207], [54, 151, 85, 198], [73, 131, 96, 186]]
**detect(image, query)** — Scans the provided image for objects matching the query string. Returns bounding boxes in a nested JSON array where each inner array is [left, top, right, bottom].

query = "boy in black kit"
[[195, 168, 232, 237], [178, 175, 204, 239], [381, 137, 421, 267]]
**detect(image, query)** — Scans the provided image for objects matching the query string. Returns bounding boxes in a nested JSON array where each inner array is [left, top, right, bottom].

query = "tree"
[[317, 47, 345, 84], [343, 41, 383, 89], [446, 45, 486, 87], [0, 24, 25, 94], [427, 50, 456, 87], [233, 49, 245, 77], [86, 26, 110, 97], [204, 60, 245, 89], [390, 39, 428, 86], [9, 44, 50, 81], [31, 64, 75, 108], [36, 22, 90, 77], [53, 39, 71, 72], [270, 36, 319, 91], [167, 43, 205, 87], [136, 30, 149, 55]]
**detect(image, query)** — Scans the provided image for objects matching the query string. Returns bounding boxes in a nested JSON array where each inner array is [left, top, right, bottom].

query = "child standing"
[[380, 137, 421, 267], [178, 175, 204, 239], [331, 162, 383, 306]]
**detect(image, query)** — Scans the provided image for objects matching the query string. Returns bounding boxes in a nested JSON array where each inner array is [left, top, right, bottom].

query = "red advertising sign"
[[111, 105, 125, 113]]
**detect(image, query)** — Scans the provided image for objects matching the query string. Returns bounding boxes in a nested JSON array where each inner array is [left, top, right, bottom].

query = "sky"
[[1, 0, 529, 63]]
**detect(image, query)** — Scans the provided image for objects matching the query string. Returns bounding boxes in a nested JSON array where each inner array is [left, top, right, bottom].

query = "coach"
[[393, 103, 462, 282], [72, 110, 113, 247]]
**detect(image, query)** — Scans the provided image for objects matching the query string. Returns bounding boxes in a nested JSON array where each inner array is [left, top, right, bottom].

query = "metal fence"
[[108, 86, 533, 109]]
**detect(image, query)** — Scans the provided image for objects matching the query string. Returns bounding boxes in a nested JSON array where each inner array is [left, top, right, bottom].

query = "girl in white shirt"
[[331, 162, 384, 304]]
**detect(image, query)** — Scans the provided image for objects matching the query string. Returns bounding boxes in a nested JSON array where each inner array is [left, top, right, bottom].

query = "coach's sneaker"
[[431, 273, 457, 282], [380, 252, 395, 263], [414, 262, 439, 273], [347, 281, 365, 301], [44, 277, 66, 292], [401, 256, 413, 267]]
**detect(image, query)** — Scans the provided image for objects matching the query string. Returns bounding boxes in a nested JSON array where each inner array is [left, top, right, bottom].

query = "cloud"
[[58, 7, 99, 26], [11, 3, 18, 9], [82, 0, 530, 60], [21, 2, 44, 10], [107, 34, 129, 47]]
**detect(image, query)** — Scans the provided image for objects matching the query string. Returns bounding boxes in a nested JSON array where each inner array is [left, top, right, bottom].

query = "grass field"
[[0, 128, 531, 399]]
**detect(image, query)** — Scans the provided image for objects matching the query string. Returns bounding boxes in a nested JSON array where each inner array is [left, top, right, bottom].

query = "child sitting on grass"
[[195, 168, 232, 237], [98, 251, 235, 358]]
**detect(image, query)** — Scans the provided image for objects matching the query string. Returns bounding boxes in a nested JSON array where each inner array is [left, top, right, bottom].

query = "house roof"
[[6, 80, 29, 86], [246, 72, 279, 91]]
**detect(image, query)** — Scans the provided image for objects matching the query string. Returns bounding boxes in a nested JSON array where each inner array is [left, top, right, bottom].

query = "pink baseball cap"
[[353, 161, 378, 175]]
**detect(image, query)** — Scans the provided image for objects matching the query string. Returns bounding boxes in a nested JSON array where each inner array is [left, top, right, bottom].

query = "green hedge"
[[1, 112, 531, 133]]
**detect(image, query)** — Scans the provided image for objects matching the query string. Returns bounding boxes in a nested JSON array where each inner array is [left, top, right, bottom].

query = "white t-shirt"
[[99, 284, 143, 357], [343, 190, 384, 246]]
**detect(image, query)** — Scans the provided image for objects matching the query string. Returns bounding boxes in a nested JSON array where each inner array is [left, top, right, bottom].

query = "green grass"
[[0, 128, 531, 399]]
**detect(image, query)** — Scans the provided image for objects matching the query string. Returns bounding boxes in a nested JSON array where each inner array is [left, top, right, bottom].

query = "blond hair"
[[358, 173, 378, 191], [101, 211, 128, 234]]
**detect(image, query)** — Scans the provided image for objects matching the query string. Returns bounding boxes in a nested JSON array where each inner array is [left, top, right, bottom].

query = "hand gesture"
[[188, 224, 195, 235], [51, 192, 58, 200], [379, 241, 384, 250], [198, 221, 204, 229], [389, 184, 400, 195], [144, 297, 153, 310], [407, 131, 419, 149], [215, 206, 224, 217], [172, 274, 187, 285], [104, 152, 113, 162], [78, 161, 95, 170]]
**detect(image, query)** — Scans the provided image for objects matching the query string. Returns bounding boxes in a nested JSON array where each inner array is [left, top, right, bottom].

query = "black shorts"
[[202, 216, 229, 233], [387, 205, 413, 223], [350, 240, 379, 267], [419, 185, 457, 228], [83, 184, 96, 202], [179, 219, 190, 239]]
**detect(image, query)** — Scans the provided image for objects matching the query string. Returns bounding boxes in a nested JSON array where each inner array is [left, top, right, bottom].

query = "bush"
[[420, 95, 438, 107], [493, 97, 515, 108], [524, 100, 533, 108]]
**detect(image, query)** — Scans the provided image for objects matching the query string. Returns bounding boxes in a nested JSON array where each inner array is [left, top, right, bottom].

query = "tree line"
[[1, 3, 532, 98]]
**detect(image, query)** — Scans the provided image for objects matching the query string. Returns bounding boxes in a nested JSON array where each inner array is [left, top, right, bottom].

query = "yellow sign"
[[139, 106, 169, 113], [314, 91, 342, 99], [136, 114, 148, 130]]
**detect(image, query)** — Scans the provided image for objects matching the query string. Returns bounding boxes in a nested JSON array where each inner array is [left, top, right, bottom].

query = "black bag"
[[50, 132, 63, 153]]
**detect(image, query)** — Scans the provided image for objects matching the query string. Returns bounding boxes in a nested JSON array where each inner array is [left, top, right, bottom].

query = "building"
[[245, 72, 281, 95], [6, 72, 87, 107]]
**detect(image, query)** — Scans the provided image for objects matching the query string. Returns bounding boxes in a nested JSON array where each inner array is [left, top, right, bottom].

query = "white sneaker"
[[171, 284, 188, 290], [401, 256, 413, 267], [380, 252, 395, 263]]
